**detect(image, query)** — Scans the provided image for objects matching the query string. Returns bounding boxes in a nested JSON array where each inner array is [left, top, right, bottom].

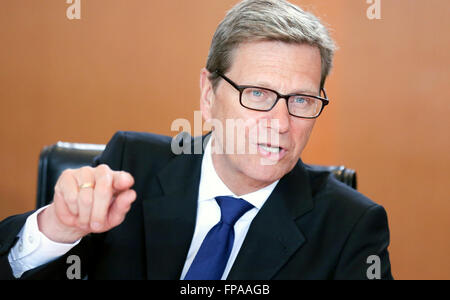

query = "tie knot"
[[215, 196, 254, 225]]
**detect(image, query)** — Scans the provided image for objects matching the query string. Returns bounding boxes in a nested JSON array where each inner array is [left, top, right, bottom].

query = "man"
[[0, 0, 393, 279]]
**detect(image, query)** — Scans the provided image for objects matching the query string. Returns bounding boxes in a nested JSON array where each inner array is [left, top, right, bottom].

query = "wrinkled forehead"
[[226, 41, 322, 94]]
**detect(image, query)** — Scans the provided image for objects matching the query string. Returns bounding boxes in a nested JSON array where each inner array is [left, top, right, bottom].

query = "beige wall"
[[0, 0, 449, 279]]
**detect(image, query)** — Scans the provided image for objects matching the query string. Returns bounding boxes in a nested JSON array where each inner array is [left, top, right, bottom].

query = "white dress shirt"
[[180, 140, 278, 279], [8, 205, 81, 278], [8, 139, 278, 279]]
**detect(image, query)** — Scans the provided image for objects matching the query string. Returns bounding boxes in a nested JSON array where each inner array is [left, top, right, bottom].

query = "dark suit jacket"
[[0, 131, 393, 279]]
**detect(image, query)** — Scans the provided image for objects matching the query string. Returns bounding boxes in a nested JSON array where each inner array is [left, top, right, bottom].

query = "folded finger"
[[55, 169, 79, 216], [75, 167, 95, 230], [90, 165, 114, 232]]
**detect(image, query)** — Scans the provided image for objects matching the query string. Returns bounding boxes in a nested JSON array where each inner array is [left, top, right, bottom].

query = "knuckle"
[[80, 166, 93, 174], [57, 169, 72, 184], [97, 164, 111, 173], [96, 172, 113, 185], [61, 168, 73, 176], [54, 184, 61, 194]]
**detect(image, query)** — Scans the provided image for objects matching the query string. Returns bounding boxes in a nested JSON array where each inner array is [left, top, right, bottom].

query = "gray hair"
[[206, 0, 336, 90]]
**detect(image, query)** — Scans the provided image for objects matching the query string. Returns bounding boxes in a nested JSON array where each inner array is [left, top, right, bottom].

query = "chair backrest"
[[36, 142, 105, 209], [36, 142, 357, 209]]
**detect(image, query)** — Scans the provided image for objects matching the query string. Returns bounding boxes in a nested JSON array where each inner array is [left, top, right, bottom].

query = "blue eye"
[[294, 97, 306, 104], [252, 90, 263, 97]]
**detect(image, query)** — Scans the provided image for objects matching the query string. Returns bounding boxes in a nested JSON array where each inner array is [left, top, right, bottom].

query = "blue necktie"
[[184, 196, 254, 280]]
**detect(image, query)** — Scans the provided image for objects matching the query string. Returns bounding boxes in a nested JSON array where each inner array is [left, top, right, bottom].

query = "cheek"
[[211, 95, 257, 135], [291, 120, 316, 151], [210, 96, 235, 122]]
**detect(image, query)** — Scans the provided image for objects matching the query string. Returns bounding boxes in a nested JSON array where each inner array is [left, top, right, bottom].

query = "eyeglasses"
[[214, 71, 329, 119]]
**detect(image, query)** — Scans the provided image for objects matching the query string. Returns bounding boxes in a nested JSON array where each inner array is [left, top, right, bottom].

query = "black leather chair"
[[36, 142, 106, 209], [36, 142, 357, 209]]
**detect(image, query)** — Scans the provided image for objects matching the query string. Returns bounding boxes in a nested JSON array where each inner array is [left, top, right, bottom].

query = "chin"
[[239, 156, 293, 185]]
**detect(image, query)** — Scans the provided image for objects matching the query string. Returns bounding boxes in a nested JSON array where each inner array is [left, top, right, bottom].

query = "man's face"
[[200, 40, 322, 193]]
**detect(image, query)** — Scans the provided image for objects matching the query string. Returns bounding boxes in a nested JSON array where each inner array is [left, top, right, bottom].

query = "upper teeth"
[[260, 145, 280, 153]]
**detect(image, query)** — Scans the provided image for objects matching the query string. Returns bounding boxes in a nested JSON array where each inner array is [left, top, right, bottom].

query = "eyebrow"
[[249, 81, 318, 95]]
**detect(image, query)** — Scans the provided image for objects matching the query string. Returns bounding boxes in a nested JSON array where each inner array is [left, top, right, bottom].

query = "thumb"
[[107, 189, 137, 229]]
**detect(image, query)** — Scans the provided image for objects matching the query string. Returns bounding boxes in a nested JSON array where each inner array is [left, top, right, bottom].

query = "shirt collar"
[[198, 138, 279, 210]]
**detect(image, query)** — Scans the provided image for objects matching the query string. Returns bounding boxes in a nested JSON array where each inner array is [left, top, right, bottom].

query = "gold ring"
[[79, 182, 94, 189]]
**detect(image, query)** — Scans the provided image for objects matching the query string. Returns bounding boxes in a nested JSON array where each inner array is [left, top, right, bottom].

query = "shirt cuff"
[[8, 205, 81, 278]]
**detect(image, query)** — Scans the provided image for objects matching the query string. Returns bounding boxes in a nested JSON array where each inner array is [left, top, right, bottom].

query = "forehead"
[[227, 41, 322, 94]]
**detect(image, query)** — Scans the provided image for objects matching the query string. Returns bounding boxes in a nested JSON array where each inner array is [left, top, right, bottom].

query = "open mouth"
[[257, 143, 287, 160], [259, 144, 282, 153]]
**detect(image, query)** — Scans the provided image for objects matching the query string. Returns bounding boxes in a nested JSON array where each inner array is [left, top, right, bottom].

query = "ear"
[[199, 68, 215, 122]]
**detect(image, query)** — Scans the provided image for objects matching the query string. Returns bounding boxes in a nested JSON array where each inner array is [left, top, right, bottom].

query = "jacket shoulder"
[[96, 131, 176, 170], [299, 164, 392, 279], [112, 130, 173, 151], [303, 163, 381, 216]]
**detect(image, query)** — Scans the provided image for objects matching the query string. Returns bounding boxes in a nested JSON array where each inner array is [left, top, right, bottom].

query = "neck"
[[210, 152, 273, 196]]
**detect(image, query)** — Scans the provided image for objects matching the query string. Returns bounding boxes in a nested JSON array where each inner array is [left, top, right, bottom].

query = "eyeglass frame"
[[213, 70, 329, 119]]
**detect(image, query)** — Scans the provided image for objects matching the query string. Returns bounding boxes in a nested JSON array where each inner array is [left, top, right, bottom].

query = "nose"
[[267, 98, 290, 133]]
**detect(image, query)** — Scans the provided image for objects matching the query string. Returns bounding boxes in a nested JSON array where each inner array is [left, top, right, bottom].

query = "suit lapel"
[[140, 131, 314, 280], [227, 162, 314, 279], [141, 135, 205, 279]]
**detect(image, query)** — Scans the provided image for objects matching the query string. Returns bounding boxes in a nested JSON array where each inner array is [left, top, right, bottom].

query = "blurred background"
[[0, 0, 449, 279]]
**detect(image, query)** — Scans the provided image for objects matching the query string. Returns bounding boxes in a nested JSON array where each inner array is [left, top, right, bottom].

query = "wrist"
[[37, 205, 86, 244]]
